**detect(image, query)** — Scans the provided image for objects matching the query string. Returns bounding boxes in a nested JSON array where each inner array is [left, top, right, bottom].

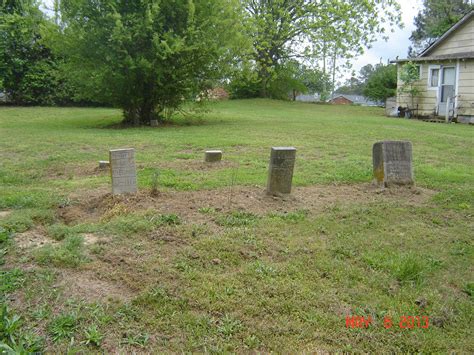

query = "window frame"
[[427, 65, 440, 90]]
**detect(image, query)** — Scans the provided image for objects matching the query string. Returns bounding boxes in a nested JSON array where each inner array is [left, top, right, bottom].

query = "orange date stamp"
[[345, 315, 429, 329]]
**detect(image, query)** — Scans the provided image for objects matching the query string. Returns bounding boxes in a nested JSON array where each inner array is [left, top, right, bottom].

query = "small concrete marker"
[[373, 141, 414, 187], [266, 147, 296, 195], [205, 150, 222, 162], [109, 148, 137, 195], [98, 160, 110, 170], [150, 119, 159, 127]]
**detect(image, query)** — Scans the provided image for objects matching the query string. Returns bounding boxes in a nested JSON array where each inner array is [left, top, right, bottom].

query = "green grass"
[[0, 99, 473, 352]]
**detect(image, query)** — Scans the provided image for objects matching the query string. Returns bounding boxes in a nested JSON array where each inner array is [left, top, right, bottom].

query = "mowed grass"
[[0, 99, 473, 352]]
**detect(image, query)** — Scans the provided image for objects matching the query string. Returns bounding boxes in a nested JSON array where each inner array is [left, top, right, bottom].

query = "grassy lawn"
[[0, 99, 473, 352]]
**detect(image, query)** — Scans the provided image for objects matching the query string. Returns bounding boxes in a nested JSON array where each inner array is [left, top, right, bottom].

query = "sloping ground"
[[0, 101, 472, 352]]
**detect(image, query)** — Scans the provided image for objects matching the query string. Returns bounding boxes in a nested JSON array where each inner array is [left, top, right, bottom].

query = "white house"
[[393, 10, 474, 123]]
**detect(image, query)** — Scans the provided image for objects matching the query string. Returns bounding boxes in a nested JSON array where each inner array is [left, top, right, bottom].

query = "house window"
[[430, 68, 439, 87], [428, 65, 440, 89]]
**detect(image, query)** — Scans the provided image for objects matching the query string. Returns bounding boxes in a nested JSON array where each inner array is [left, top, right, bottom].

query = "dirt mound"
[[57, 183, 434, 226]]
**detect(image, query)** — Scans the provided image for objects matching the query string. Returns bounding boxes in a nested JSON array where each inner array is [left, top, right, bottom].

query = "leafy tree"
[[398, 62, 421, 110], [53, 0, 241, 125], [241, 0, 401, 97], [0, 0, 72, 105], [363, 64, 397, 102], [409, 0, 473, 56]]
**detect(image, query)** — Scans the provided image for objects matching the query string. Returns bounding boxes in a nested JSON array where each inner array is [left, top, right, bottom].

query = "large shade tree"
[[53, 0, 241, 125], [0, 0, 71, 105], [409, 0, 473, 56], [241, 0, 402, 97]]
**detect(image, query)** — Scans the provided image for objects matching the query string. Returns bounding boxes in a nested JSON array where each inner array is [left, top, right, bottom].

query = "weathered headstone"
[[109, 148, 137, 195], [98, 160, 110, 170], [373, 141, 414, 186], [150, 119, 159, 127], [266, 147, 296, 195], [205, 150, 222, 162]]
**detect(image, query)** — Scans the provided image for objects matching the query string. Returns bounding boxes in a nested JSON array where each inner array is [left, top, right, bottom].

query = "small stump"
[[373, 141, 414, 187], [266, 147, 296, 195], [98, 160, 110, 170], [205, 150, 222, 162], [109, 148, 138, 195]]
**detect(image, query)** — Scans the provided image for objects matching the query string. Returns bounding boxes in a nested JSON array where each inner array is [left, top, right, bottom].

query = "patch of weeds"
[[215, 211, 259, 227], [252, 261, 277, 278], [0, 227, 12, 245], [120, 332, 150, 347], [105, 212, 180, 236], [331, 245, 357, 259], [216, 315, 243, 338], [244, 334, 260, 349], [198, 207, 216, 214], [0, 305, 45, 352], [364, 251, 430, 285], [47, 312, 78, 342], [390, 254, 430, 284], [462, 282, 474, 298], [268, 209, 308, 222], [0, 304, 21, 346], [174, 259, 193, 273], [83, 325, 104, 347], [0, 269, 25, 294], [0, 209, 54, 234], [47, 223, 77, 241], [34, 235, 87, 268], [153, 213, 181, 226]]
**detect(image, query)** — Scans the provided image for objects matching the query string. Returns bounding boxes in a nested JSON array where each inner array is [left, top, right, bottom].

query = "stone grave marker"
[[109, 148, 137, 194], [266, 147, 296, 195], [98, 160, 110, 170], [205, 150, 222, 162], [373, 141, 414, 186]]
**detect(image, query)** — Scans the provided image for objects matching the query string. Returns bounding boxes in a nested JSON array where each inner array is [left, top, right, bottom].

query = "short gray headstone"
[[266, 147, 296, 195], [205, 150, 222, 162], [109, 148, 137, 195], [98, 160, 110, 170], [150, 119, 159, 127], [373, 141, 414, 186]]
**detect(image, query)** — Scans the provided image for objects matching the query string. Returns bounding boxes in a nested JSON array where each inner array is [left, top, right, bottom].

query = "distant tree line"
[[0, 0, 402, 124], [336, 63, 397, 102]]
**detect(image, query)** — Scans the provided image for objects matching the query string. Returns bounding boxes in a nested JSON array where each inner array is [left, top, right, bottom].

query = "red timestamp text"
[[345, 315, 429, 329]]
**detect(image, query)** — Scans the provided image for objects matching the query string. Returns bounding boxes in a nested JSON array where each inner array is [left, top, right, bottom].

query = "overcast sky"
[[350, 0, 423, 76], [41, 0, 423, 82]]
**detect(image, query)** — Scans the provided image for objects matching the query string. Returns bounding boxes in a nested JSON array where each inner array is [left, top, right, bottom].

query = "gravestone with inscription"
[[109, 148, 137, 194], [373, 141, 414, 186], [205, 150, 222, 162], [266, 147, 296, 195]]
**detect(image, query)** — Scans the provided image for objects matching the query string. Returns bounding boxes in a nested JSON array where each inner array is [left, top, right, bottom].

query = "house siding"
[[428, 19, 474, 56], [397, 59, 474, 118], [457, 59, 474, 118]]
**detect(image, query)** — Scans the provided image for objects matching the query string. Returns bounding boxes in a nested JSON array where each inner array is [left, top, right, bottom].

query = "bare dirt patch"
[[15, 228, 56, 249], [56, 269, 133, 303], [81, 233, 107, 246], [57, 183, 435, 226], [0, 210, 12, 218]]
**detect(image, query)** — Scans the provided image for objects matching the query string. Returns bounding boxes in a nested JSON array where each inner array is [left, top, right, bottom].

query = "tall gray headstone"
[[373, 141, 414, 186], [205, 150, 222, 162], [266, 147, 296, 195], [109, 148, 137, 195]]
